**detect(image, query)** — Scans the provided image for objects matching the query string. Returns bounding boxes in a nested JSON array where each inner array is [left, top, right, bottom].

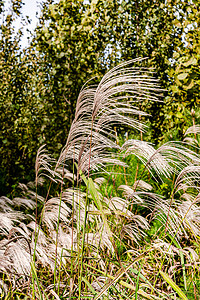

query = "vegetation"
[[0, 0, 200, 299], [1, 0, 200, 192], [1, 60, 200, 299]]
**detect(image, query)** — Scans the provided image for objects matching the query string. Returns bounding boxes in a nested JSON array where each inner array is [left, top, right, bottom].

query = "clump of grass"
[[0, 59, 200, 299]]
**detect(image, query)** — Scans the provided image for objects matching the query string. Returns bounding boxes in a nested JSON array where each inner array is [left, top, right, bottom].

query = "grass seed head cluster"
[[0, 59, 200, 299]]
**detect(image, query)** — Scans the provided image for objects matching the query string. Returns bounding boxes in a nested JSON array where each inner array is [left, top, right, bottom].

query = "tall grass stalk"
[[53, 180, 64, 287], [78, 181, 89, 299]]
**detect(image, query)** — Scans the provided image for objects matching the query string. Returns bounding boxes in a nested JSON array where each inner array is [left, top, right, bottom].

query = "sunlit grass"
[[0, 60, 200, 299]]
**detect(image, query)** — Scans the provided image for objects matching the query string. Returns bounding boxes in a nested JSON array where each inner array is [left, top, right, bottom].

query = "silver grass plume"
[[122, 140, 200, 182], [184, 125, 200, 136], [57, 58, 163, 177], [184, 124, 200, 145], [35, 144, 63, 184]]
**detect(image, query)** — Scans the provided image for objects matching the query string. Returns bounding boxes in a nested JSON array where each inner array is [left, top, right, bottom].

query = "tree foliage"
[[0, 0, 47, 192], [163, 1, 200, 141], [35, 0, 200, 141]]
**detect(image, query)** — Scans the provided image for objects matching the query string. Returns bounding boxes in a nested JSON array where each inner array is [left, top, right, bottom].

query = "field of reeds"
[[1, 59, 200, 299]]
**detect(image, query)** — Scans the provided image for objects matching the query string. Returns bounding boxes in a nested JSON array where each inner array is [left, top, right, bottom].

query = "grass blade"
[[93, 249, 155, 300], [82, 277, 96, 295], [160, 271, 189, 300], [31, 262, 43, 300], [135, 265, 142, 300]]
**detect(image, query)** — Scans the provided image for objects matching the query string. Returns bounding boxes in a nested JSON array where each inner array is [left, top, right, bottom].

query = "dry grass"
[[0, 59, 200, 299]]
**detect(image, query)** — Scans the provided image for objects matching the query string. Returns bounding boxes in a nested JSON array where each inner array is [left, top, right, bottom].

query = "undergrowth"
[[0, 59, 200, 299]]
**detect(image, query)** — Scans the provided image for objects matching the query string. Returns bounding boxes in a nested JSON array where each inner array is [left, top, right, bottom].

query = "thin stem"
[[54, 165, 65, 288], [70, 144, 76, 290], [78, 117, 94, 299]]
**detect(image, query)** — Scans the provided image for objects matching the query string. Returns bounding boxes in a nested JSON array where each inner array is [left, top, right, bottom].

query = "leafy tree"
[[0, 0, 46, 193], [34, 0, 109, 147], [35, 0, 199, 143], [162, 0, 200, 141]]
